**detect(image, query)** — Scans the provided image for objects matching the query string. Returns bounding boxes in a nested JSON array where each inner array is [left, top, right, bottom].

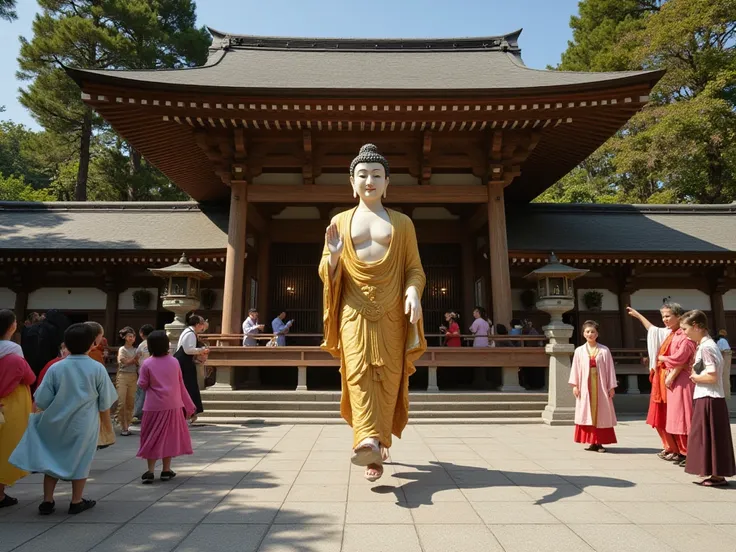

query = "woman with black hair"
[[174, 314, 208, 419], [137, 331, 196, 483]]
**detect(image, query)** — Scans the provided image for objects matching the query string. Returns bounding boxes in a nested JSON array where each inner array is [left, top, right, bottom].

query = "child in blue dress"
[[10, 323, 117, 515]]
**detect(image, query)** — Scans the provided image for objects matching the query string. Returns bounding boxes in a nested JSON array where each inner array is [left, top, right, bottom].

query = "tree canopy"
[[3, 0, 209, 202], [536, 0, 736, 205]]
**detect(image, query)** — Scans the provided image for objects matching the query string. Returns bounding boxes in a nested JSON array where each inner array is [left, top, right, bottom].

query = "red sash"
[[650, 332, 674, 404]]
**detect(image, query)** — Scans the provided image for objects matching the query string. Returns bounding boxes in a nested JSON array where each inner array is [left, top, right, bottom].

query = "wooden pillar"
[[487, 183, 512, 327], [13, 290, 28, 323], [619, 290, 636, 348], [488, 183, 520, 391], [257, 233, 271, 316], [104, 289, 118, 340], [221, 180, 248, 335], [711, 290, 727, 334]]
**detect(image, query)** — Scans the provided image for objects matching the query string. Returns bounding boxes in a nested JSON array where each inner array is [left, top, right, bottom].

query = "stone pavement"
[[2, 420, 736, 552]]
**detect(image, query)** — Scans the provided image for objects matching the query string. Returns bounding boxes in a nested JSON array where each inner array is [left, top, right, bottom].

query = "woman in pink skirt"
[[137, 330, 196, 484]]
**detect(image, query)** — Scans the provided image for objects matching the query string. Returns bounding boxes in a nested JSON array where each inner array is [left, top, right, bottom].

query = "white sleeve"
[[647, 326, 670, 370], [181, 330, 203, 355]]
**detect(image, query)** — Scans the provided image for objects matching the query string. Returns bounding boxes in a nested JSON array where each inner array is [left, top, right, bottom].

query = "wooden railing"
[[200, 333, 548, 392]]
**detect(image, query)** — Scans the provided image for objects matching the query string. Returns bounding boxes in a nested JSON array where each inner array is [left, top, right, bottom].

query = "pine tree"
[[0, 0, 17, 21], [17, 1, 208, 201]]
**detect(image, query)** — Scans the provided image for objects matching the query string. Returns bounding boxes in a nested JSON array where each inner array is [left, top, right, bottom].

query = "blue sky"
[[0, 0, 580, 129]]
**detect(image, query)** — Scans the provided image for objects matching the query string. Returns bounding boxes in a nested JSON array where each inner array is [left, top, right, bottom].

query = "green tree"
[[0, 174, 55, 201], [17, 1, 208, 201], [0, 0, 16, 21], [542, 0, 736, 205]]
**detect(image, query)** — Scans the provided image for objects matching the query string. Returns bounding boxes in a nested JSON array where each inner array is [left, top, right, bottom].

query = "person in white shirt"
[[173, 315, 208, 418], [681, 310, 735, 487], [242, 309, 264, 346]]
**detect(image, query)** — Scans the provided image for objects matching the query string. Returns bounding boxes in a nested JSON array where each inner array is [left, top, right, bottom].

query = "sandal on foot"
[[120, 431, 132, 437], [380, 446, 389, 462], [702, 478, 729, 488], [585, 444, 600, 452], [0, 495, 18, 508], [160, 471, 177, 481], [657, 450, 669, 459], [68, 498, 96, 515], [678, 458, 688, 468], [141, 471, 155, 484], [663, 452, 678, 461], [364, 463, 384, 483], [351, 440, 382, 467], [38, 500, 55, 515], [597, 446, 608, 453]]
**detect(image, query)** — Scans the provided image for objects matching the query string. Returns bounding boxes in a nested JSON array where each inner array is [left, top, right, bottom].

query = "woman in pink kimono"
[[569, 320, 618, 452]]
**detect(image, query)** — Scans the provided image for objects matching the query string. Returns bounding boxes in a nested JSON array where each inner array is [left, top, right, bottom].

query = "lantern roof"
[[523, 253, 588, 280], [149, 253, 212, 279]]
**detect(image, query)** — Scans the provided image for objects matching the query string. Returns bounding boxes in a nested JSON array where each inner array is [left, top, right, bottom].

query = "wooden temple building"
[[1, 29, 735, 402]]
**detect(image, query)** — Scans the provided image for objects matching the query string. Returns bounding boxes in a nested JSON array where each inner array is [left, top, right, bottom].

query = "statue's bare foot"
[[365, 463, 383, 482], [351, 437, 381, 466]]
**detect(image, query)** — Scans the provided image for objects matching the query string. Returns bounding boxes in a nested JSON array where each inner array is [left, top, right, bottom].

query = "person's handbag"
[[692, 358, 705, 375]]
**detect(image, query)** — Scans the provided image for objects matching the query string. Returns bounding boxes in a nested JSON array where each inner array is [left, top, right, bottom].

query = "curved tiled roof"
[[66, 29, 660, 95]]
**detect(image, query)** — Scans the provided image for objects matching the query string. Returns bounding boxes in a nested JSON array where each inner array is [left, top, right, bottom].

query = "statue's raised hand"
[[326, 222, 344, 256]]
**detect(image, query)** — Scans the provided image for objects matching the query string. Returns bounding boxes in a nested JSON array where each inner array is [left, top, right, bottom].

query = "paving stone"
[[489, 524, 594, 552], [276, 502, 346, 525], [258, 525, 343, 552], [89, 524, 195, 552], [0, 522, 57, 552], [10, 522, 121, 552], [202, 501, 281, 524], [569, 524, 671, 552], [174, 524, 269, 552], [345, 501, 413, 524], [342, 524, 421, 552], [416, 524, 504, 552]]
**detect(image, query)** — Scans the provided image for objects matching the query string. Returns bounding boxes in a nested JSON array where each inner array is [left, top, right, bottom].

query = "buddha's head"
[[350, 143, 390, 203]]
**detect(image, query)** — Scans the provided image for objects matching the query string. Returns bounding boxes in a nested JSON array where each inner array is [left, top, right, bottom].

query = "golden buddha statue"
[[319, 143, 427, 482]]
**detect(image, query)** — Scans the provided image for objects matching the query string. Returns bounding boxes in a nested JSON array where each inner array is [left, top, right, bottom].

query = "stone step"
[[197, 409, 543, 419], [197, 416, 543, 425], [201, 400, 547, 412], [200, 390, 547, 403]]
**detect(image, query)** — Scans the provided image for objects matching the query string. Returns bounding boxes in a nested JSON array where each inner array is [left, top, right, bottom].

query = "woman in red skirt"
[[569, 320, 618, 452], [681, 310, 735, 487]]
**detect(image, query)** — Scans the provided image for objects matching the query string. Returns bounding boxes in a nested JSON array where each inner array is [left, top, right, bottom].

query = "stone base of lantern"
[[541, 323, 576, 426]]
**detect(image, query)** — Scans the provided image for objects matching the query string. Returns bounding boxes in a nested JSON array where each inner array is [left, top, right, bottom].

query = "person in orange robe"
[[627, 303, 695, 464]]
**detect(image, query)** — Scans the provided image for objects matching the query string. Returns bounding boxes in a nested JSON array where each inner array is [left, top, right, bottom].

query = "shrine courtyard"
[[2, 421, 736, 552]]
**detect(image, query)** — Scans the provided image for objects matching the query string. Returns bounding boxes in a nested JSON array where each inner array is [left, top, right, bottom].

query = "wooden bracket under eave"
[[420, 130, 432, 185], [303, 130, 314, 185]]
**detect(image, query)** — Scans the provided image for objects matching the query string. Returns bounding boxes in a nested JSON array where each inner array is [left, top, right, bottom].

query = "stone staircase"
[[199, 390, 547, 424]]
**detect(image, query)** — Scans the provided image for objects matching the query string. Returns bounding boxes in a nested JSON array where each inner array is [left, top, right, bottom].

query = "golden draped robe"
[[319, 207, 427, 448]]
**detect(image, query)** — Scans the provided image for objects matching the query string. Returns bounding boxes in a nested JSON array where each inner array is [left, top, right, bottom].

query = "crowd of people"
[[437, 307, 542, 348], [0, 310, 207, 514], [570, 303, 735, 487]]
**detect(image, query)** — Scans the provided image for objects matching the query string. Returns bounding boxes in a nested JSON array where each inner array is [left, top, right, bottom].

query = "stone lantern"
[[149, 253, 211, 350], [526, 253, 588, 326], [524, 253, 588, 426]]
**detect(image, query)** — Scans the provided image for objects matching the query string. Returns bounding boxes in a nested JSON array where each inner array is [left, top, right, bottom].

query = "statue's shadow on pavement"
[[372, 460, 635, 507]]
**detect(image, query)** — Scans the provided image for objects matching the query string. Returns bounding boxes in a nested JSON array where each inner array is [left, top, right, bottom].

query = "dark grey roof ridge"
[[205, 27, 523, 52], [518, 203, 736, 214]]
